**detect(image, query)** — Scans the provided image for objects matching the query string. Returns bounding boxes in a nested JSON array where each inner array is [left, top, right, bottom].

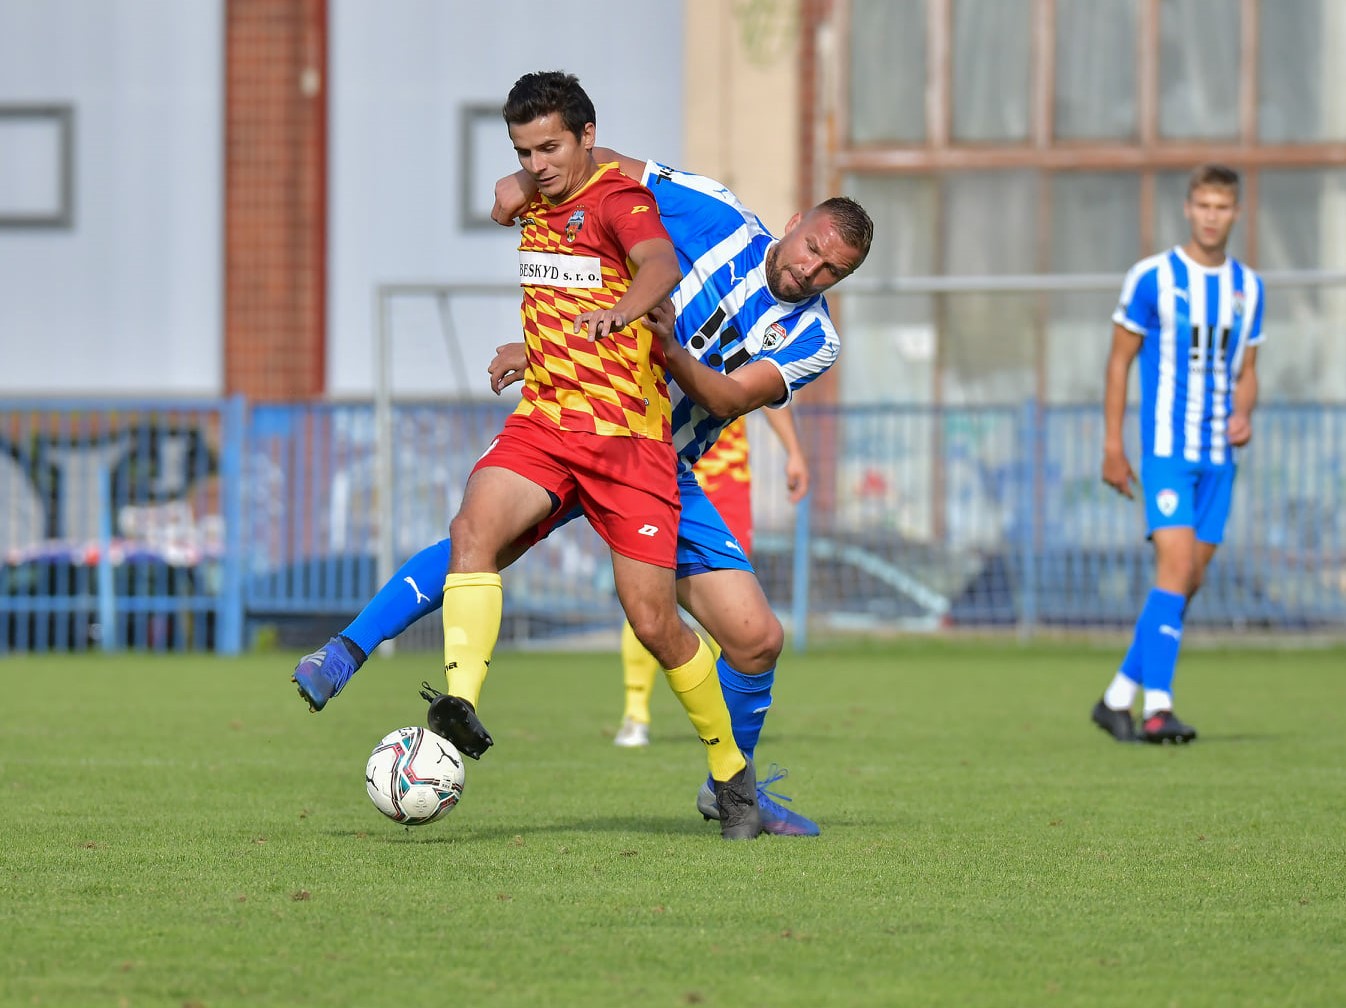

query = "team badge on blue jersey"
[[1155, 488, 1179, 517], [762, 322, 786, 350], [565, 207, 586, 243]]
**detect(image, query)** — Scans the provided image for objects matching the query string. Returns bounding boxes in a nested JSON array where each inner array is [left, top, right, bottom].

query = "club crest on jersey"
[[1155, 488, 1179, 517], [1231, 290, 1246, 318], [761, 323, 787, 350], [565, 207, 586, 243]]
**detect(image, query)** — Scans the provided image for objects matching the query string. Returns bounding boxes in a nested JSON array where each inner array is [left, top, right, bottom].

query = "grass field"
[[3, 639, 1345, 1007]]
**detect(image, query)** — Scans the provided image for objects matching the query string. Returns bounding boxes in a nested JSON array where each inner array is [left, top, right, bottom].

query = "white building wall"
[[327, 1, 684, 398], [0, 0, 683, 398], [0, 0, 223, 396]]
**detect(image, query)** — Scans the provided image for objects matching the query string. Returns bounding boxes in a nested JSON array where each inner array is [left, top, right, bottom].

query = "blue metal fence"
[[0, 398, 244, 654], [2, 398, 1343, 653], [771, 403, 1346, 637]]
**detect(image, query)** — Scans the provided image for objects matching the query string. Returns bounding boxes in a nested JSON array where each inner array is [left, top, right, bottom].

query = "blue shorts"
[[1139, 455, 1236, 544], [673, 469, 754, 578], [546, 469, 754, 578]]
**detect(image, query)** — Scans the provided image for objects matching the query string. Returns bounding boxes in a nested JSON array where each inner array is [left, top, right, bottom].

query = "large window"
[[1054, 0, 1138, 140], [826, 0, 1346, 405]]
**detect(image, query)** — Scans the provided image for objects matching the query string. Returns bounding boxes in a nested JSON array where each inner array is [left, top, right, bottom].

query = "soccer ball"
[[364, 726, 466, 826]]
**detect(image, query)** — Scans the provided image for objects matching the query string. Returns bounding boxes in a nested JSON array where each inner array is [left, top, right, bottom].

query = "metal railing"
[[3, 397, 1343, 654]]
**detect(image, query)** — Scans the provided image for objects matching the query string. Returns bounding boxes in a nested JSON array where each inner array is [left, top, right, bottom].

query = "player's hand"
[[1227, 412, 1253, 447], [645, 299, 676, 352], [491, 175, 531, 226], [487, 342, 527, 395], [784, 451, 810, 504], [574, 309, 626, 341], [1101, 448, 1137, 499]]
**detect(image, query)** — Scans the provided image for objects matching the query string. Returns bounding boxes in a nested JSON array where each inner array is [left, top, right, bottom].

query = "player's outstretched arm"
[[763, 404, 810, 502], [491, 149, 646, 226], [575, 237, 680, 342], [1101, 322, 1142, 498], [591, 147, 648, 182], [646, 301, 787, 419]]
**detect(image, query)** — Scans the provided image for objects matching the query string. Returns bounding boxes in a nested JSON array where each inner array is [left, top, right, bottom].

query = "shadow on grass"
[[332, 815, 718, 842]]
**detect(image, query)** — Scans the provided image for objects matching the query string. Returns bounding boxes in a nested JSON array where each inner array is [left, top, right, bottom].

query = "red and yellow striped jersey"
[[512, 163, 674, 440], [692, 416, 751, 485]]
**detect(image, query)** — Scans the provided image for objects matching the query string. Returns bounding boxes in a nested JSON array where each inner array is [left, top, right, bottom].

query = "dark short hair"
[[1187, 163, 1240, 200], [815, 196, 875, 266], [502, 71, 596, 139]]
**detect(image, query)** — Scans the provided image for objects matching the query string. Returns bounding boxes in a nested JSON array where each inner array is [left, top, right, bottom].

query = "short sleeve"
[[1111, 262, 1158, 336]]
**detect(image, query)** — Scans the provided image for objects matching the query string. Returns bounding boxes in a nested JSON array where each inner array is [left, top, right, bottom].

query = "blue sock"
[[343, 539, 450, 658], [1119, 636, 1142, 681], [716, 657, 774, 761], [1135, 588, 1186, 694]]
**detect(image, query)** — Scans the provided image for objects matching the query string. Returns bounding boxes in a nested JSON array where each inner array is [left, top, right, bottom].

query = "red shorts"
[[473, 413, 680, 568], [698, 470, 753, 556]]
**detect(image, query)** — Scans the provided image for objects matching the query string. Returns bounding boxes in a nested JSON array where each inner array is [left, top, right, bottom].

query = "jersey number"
[[1189, 324, 1232, 374], [688, 306, 752, 373]]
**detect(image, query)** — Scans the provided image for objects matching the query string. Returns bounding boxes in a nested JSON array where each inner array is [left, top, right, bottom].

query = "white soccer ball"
[[364, 726, 465, 826]]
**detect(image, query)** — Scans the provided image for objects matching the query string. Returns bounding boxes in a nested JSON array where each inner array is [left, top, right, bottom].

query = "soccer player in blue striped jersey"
[[292, 151, 873, 835], [1091, 164, 1264, 745]]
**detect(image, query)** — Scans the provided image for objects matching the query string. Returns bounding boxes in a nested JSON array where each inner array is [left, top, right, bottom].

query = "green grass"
[[2, 639, 1345, 1007]]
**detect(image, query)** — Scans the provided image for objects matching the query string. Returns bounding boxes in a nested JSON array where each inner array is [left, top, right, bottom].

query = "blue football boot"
[[696, 762, 821, 837], [292, 635, 365, 712]]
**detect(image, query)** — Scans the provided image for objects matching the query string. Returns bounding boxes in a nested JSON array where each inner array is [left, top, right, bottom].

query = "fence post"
[[1017, 399, 1039, 639], [96, 461, 117, 652], [791, 492, 812, 652], [216, 395, 246, 654]]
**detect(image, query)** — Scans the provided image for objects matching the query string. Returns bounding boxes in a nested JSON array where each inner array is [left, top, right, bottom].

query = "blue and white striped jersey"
[[1113, 246, 1265, 465], [641, 161, 840, 475]]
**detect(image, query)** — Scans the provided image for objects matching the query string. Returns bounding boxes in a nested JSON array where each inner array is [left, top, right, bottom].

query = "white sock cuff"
[[1103, 672, 1139, 710], [1142, 689, 1173, 718]]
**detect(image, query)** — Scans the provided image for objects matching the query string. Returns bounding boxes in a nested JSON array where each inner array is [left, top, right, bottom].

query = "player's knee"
[[447, 513, 490, 568], [626, 609, 683, 666], [718, 616, 783, 675]]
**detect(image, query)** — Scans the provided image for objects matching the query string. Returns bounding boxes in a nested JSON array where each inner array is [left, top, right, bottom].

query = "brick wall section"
[[224, 0, 328, 400]]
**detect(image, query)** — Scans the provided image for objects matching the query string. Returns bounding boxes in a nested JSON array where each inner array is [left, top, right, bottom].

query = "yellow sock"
[[663, 636, 745, 782], [620, 620, 659, 723], [441, 572, 503, 707]]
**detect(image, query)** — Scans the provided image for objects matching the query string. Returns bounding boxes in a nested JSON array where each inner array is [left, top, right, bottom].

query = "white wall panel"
[[0, 0, 222, 395], [328, 0, 684, 398]]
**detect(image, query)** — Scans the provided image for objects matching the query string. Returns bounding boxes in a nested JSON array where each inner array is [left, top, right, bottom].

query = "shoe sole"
[[291, 674, 326, 713]]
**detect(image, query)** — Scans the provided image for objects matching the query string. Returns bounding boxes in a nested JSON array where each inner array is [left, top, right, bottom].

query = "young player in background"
[[1091, 163, 1264, 744]]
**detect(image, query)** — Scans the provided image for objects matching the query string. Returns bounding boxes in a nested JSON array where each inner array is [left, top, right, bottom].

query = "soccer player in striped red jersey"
[[1091, 164, 1265, 745], [293, 133, 874, 837], [427, 71, 761, 838]]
